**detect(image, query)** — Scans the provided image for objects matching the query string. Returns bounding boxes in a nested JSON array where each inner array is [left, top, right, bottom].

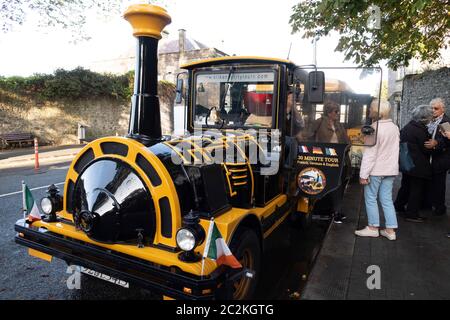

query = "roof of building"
[[159, 35, 210, 54]]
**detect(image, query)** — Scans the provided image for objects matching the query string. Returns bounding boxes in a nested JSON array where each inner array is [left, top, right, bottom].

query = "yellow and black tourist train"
[[14, 4, 382, 300]]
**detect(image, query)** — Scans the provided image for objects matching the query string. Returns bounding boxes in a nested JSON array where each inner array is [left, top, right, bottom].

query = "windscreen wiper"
[[220, 66, 235, 111]]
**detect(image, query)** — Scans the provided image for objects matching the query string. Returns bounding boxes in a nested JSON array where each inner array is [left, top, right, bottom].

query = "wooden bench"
[[0, 132, 34, 149]]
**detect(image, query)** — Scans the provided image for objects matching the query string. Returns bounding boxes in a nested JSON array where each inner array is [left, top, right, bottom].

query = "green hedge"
[[0, 67, 134, 101]]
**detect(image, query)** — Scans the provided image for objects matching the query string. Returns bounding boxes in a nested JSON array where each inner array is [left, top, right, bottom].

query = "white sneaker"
[[354, 226, 379, 237], [380, 229, 396, 241]]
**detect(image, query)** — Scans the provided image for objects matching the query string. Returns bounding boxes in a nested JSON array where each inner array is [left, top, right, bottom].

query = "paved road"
[[0, 158, 328, 300], [0, 161, 157, 299]]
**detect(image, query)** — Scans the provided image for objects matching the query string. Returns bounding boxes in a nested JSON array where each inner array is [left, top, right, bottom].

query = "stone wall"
[[400, 67, 450, 127], [0, 84, 175, 146]]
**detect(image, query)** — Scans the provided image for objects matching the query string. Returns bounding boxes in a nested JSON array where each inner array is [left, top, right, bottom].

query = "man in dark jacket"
[[441, 131, 450, 237], [424, 98, 450, 216], [394, 104, 433, 223]]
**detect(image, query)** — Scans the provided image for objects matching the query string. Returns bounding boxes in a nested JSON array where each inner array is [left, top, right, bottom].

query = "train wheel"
[[229, 227, 261, 300]]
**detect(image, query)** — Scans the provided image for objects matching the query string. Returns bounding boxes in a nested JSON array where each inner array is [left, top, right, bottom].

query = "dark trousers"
[[425, 172, 448, 214], [314, 177, 348, 215], [394, 174, 427, 218], [331, 180, 347, 214]]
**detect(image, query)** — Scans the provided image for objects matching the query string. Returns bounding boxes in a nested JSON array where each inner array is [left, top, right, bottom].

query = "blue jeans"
[[364, 176, 398, 228]]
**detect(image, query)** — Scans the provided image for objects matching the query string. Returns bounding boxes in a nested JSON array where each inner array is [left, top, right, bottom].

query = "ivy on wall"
[[0, 67, 175, 102]]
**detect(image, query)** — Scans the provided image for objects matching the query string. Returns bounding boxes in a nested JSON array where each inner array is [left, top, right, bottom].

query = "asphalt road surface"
[[0, 160, 329, 300]]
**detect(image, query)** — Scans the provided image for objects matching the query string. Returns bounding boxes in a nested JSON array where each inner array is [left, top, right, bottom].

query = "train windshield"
[[192, 66, 278, 129]]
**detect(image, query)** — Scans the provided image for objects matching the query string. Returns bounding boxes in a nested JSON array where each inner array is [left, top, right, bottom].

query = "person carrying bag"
[[399, 142, 415, 173], [394, 104, 433, 223]]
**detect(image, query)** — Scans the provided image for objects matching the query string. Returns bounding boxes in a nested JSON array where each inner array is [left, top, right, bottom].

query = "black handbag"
[[399, 142, 415, 172]]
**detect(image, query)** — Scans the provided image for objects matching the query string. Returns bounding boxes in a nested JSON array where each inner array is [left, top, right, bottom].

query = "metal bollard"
[[34, 137, 39, 171], [77, 123, 86, 144]]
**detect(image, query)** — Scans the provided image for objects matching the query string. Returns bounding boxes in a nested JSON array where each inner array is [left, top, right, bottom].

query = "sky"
[[0, 0, 385, 82]]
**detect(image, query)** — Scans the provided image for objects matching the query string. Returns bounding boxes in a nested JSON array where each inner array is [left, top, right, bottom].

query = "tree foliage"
[[0, 67, 133, 100], [0, 1, 160, 41], [290, 0, 450, 70], [0, 67, 175, 102]]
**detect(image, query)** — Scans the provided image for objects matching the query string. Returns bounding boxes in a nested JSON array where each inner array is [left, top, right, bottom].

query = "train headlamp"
[[176, 211, 205, 262], [39, 184, 63, 222], [40, 197, 53, 214], [176, 228, 196, 251]]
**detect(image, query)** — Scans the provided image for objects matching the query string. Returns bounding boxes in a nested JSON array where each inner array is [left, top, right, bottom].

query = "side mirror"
[[175, 78, 184, 104], [307, 71, 325, 103]]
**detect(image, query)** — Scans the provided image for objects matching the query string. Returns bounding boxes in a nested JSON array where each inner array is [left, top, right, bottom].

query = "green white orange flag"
[[202, 219, 242, 272], [22, 182, 41, 222]]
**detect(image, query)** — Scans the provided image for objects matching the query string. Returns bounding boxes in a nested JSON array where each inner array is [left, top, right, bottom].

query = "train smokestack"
[[124, 4, 171, 145]]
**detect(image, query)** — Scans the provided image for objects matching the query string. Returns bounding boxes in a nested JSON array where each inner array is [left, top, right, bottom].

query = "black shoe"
[[447, 233, 450, 238], [333, 213, 344, 224], [405, 217, 426, 223]]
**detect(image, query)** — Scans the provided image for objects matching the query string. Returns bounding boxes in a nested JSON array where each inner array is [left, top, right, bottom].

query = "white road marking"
[[0, 182, 65, 199]]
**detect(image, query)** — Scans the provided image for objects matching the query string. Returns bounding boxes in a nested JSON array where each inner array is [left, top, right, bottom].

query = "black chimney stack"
[[124, 5, 171, 145]]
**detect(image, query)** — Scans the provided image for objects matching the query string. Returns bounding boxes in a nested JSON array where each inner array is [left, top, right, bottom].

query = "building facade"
[[158, 29, 227, 83], [88, 29, 228, 83]]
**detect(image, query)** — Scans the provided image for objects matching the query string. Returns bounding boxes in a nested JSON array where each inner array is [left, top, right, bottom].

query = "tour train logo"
[[297, 167, 327, 195]]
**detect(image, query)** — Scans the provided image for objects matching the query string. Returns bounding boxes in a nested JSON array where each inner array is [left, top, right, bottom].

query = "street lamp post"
[[394, 94, 402, 127]]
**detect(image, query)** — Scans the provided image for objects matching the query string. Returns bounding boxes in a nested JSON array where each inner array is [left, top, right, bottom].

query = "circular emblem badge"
[[297, 167, 326, 195]]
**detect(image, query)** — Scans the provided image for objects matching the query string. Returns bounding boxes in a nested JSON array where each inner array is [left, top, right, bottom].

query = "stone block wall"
[[400, 67, 450, 127], [0, 84, 175, 146]]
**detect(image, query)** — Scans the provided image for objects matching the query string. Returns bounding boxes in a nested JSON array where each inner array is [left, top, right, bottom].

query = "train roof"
[[182, 57, 359, 94], [181, 56, 298, 70]]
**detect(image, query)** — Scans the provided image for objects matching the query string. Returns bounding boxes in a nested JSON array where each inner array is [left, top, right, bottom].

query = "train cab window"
[[340, 104, 349, 123], [361, 104, 367, 123], [193, 68, 277, 129], [286, 89, 306, 140], [293, 67, 382, 147], [244, 84, 273, 127], [315, 104, 324, 120]]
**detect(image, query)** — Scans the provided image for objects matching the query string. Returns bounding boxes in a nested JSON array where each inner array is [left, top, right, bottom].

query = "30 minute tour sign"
[[296, 142, 349, 198]]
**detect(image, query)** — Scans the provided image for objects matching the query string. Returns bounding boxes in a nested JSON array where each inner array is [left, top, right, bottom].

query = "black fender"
[[229, 214, 263, 253]]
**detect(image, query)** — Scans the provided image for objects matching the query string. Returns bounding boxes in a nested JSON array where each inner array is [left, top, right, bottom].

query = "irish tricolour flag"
[[22, 182, 41, 222], [202, 219, 242, 273]]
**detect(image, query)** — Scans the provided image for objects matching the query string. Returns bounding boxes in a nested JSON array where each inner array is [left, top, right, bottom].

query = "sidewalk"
[[0, 144, 85, 170], [302, 175, 450, 300]]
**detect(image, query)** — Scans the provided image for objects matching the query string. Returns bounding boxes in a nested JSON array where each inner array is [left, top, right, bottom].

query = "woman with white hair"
[[394, 104, 433, 223], [355, 100, 400, 240], [423, 98, 449, 216]]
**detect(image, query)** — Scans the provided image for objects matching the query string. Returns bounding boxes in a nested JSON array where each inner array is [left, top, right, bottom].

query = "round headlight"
[[176, 228, 196, 251], [40, 197, 53, 214]]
